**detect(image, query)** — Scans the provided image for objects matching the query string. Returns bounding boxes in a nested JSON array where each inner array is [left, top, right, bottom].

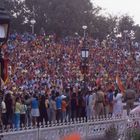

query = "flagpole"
[[116, 48, 118, 91], [116, 48, 119, 74]]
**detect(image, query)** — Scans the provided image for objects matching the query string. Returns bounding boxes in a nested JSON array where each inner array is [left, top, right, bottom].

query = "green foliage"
[[11, 0, 96, 35], [1, 0, 140, 41], [92, 15, 117, 40], [133, 25, 140, 42], [118, 15, 134, 33], [3, 0, 29, 32]]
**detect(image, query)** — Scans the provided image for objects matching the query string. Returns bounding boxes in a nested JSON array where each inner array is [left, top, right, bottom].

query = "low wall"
[[0, 113, 140, 140]]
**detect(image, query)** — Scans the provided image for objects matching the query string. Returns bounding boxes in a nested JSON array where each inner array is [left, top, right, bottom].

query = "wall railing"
[[0, 113, 140, 140]]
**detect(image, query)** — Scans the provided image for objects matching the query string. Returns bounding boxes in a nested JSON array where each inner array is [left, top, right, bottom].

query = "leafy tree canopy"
[[1, 0, 140, 41]]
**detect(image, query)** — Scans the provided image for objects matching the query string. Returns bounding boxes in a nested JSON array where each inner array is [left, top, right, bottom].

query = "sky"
[[93, 0, 140, 25]]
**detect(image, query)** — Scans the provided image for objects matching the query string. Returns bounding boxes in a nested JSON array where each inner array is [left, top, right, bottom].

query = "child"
[[62, 98, 67, 121]]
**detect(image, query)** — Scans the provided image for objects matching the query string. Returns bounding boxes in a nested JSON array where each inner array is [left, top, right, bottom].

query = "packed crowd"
[[0, 33, 140, 130]]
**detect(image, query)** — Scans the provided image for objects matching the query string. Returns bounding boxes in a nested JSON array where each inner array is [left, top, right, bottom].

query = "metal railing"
[[0, 113, 140, 140]]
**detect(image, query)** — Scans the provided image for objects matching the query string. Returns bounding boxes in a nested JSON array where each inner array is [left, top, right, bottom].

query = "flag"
[[0, 58, 8, 84], [116, 73, 125, 95]]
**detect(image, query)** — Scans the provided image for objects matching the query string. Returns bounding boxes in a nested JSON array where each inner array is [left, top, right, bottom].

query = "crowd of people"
[[0, 32, 140, 130]]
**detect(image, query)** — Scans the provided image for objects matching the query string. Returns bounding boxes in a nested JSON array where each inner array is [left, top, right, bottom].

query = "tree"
[[107, 15, 118, 34], [2, 0, 139, 41], [24, 0, 96, 36], [118, 15, 134, 33], [3, 0, 28, 32], [91, 15, 118, 41], [133, 25, 140, 42]]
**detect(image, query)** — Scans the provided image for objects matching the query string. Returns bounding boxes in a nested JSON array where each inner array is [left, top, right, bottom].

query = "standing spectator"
[[125, 86, 135, 115], [5, 93, 14, 129], [1, 97, 7, 128], [86, 91, 94, 119], [45, 95, 50, 121], [85, 92, 90, 118], [20, 100, 27, 127], [61, 97, 67, 121], [95, 87, 105, 116], [14, 97, 21, 130], [49, 96, 56, 122], [113, 89, 123, 116], [77, 92, 85, 118], [39, 95, 48, 125], [71, 93, 77, 120], [31, 94, 40, 126], [106, 89, 114, 115], [24, 94, 32, 126], [56, 92, 62, 121]]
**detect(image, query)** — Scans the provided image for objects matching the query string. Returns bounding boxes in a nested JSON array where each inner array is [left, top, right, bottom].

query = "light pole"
[[128, 30, 135, 56], [30, 19, 36, 34], [81, 26, 89, 94], [123, 30, 128, 50], [124, 30, 128, 42], [82, 25, 87, 38], [0, 0, 10, 131]]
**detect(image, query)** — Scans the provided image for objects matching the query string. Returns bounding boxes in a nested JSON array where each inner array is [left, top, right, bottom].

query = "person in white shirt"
[[113, 89, 123, 116], [86, 91, 95, 119], [1, 97, 7, 127]]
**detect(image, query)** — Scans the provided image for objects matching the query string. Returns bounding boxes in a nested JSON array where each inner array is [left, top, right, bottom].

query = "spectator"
[[20, 100, 27, 127], [45, 95, 50, 121], [14, 97, 21, 130], [31, 94, 40, 126], [71, 93, 77, 120], [77, 91, 86, 118], [39, 95, 48, 125], [49, 96, 56, 122], [106, 89, 114, 115], [5, 93, 14, 129], [56, 92, 62, 121], [61, 97, 67, 121], [95, 87, 105, 116], [24, 94, 32, 126], [113, 89, 123, 116], [1, 97, 7, 128], [125, 86, 135, 115]]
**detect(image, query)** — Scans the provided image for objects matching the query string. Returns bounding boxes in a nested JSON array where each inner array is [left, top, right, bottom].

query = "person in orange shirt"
[[62, 98, 67, 121]]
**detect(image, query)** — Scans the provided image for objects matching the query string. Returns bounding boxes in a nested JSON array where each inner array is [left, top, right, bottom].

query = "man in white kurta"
[[113, 92, 123, 116]]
